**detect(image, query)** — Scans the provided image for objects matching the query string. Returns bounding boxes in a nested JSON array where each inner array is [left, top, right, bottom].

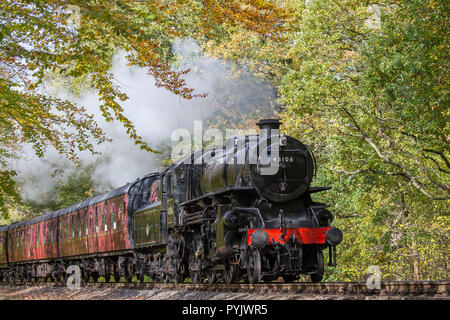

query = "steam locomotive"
[[0, 119, 342, 284]]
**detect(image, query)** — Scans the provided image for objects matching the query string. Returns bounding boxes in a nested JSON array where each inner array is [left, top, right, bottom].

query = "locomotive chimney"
[[256, 119, 281, 131]]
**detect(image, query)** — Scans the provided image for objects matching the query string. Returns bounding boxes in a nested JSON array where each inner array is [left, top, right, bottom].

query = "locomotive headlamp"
[[251, 230, 269, 248], [280, 134, 288, 146], [326, 227, 343, 246]]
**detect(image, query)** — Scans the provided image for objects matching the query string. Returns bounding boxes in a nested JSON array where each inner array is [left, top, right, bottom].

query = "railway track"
[[1, 280, 448, 298]]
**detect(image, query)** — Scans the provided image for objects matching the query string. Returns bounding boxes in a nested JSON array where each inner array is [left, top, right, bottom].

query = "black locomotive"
[[155, 118, 343, 283]]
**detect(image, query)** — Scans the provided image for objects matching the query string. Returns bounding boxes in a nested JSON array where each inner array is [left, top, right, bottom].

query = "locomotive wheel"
[[190, 271, 201, 284], [63, 271, 69, 284], [174, 272, 184, 284], [56, 273, 64, 284], [207, 271, 217, 284], [174, 264, 186, 284], [247, 247, 262, 284], [223, 263, 238, 284], [310, 249, 324, 283], [163, 274, 170, 283], [125, 274, 133, 283], [188, 236, 203, 284], [82, 271, 89, 283], [138, 271, 145, 283]]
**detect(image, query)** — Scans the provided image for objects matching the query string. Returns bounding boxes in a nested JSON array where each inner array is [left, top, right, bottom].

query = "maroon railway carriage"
[[0, 183, 135, 282]]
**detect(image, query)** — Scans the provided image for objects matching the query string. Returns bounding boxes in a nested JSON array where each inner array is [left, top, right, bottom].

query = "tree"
[[0, 0, 289, 218]]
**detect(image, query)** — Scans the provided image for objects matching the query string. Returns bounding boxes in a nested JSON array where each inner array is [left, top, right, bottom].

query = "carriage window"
[[70, 214, 77, 239], [85, 210, 89, 235], [94, 207, 99, 233], [111, 202, 117, 230], [37, 225, 40, 245], [71, 215, 75, 238], [50, 223, 54, 243], [63, 218, 67, 240], [102, 203, 108, 232], [77, 212, 82, 237], [27, 230, 30, 247], [64, 216, 70, 240], [118, 202, 122, 226], [65, 216, 69, 239], [111, 210, 116, 230], [122, 201, 127, 224], [90, 211, 94, 234]]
